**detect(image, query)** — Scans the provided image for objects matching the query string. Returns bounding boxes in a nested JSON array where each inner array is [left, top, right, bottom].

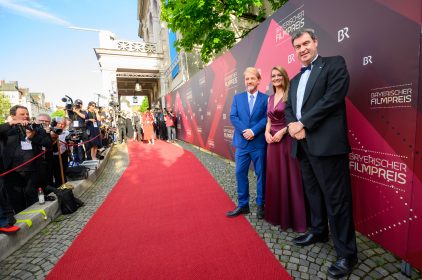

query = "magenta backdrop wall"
[[165, 0, 422, 270]]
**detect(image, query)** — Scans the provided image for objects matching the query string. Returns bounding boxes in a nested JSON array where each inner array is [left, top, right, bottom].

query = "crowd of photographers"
[[0, 97, 177, 234], [0, 98, 116, 234]]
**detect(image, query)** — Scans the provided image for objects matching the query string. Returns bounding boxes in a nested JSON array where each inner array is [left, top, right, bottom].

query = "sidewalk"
[[177, 141, 422, 280], [0, 141, 421, 279], [0, 147, 113, 263]]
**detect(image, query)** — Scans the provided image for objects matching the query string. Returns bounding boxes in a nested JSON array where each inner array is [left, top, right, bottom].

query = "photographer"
[[35, 114, 54, 189], [49, 117, 69, 188], [0, 135, 20, 234], [117, 112, 126, 144], [133, 111, 142, 142], [165, 108, 176, 143], [154, 108, 166, 140], [65, 98, 87, 163], [85, 101, 102, 160], [0, 105, 52, 213]]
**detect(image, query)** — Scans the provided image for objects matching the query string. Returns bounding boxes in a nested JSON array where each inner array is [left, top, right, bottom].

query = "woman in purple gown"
[[264, 66, 307, 232]]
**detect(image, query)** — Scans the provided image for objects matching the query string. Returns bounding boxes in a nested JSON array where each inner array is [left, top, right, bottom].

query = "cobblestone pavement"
[[177, 142, 422, 280], [0, 144, 129, 280], [0, 141, 421, 279]]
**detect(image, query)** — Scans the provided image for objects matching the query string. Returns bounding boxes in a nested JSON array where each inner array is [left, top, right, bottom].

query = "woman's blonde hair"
[[271, 66, 290, 103]]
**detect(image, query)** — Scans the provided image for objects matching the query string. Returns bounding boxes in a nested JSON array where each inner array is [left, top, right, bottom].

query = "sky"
[[0, 0, 141, 108]]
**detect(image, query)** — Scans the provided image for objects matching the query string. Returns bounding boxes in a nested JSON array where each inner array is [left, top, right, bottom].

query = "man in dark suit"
[[285, 28, 357, 279], [227, 67, 268, 219], [0, 105, 52, 213]]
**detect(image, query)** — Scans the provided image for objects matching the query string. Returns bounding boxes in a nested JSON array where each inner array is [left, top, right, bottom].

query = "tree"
[[140, 97, 149, 113], [161, 0, 289, 63], [267, 0, 289, 11], [0, 92, 11, 124], [51, 109, 66, 119]]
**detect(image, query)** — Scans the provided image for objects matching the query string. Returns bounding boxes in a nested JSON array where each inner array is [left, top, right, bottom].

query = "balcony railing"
[[115, 40, 157, 54]]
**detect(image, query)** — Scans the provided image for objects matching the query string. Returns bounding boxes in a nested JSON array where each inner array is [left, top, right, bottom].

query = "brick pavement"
[[177, 142, 422, 280], [0, 144, 129, 280], [0, 141, 421, 279]]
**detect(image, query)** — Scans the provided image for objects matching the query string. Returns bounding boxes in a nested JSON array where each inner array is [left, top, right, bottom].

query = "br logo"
[[337, 27, 350, 42], [288, 54, 295, 64], [363, 56, 373, 65]]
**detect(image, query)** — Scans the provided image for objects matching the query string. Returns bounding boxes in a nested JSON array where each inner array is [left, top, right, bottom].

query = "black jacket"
[[0, 123, 52, 171]]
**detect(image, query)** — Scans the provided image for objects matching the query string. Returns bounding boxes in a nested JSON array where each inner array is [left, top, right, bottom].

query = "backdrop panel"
[[165, 0, 422, 270]]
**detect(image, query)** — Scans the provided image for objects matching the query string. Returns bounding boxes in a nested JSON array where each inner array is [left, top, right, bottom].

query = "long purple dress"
[[264, 94, 307, 232]]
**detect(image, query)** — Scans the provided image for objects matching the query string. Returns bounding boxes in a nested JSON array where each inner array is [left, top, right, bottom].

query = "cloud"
[[0, 0, 71, 26]]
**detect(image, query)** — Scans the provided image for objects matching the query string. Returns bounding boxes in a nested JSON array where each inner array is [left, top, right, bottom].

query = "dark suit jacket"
[[230, 91, 268, 150], [0, 123, 52, 171], [285, 56, 351, 157]]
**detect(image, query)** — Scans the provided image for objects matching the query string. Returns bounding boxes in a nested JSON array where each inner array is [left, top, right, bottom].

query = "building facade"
[[94, 0, 275, 110], [0, 80, 51, 119]]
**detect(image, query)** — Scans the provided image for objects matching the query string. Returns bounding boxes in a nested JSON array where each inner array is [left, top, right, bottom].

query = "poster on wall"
[[166, 0, 421, 270]]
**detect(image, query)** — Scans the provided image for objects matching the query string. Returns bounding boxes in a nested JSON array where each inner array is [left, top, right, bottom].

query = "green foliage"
[[267, 0, 289, 11], [140, 97, 149, 113], [161, 0, 269, 63], [0, 92, 11, 124], [51, 109, 66, 119]]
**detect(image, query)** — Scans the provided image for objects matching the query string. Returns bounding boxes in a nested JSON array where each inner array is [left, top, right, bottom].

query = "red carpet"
[[47, 141, 291, 280]]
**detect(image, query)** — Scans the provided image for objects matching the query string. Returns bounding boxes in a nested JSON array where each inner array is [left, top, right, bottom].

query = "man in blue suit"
[[227, 67, 268, 219]]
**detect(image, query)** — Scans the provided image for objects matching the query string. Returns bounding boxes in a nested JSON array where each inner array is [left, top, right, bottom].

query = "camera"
[[62, 95, 83, 111], [25, 122, 44, 131], [65, 129, 83, 142], [62, 95, 73, 111], [49, 118, 63, 135], [51, 127, 63, 135]]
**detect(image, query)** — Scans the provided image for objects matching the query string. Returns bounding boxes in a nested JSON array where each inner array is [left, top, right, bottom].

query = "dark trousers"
[[298, 140, 357, 259], [159, 122, 167, 139], [39, 156, 54, 190], [72, 143, 86, 164], [4, 171, 38, 213], [118, 126, 126, 143], [0, 177, 15, 226]]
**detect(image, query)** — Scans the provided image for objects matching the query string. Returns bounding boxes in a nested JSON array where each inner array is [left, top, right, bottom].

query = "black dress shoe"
[[293, 232, 329, 246], [257, 206, 264, 219], [226, 206, 250, 217], [327, 257, 358, 279]]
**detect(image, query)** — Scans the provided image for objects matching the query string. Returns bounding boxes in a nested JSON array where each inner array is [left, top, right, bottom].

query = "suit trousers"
[[4, 171, 38, 213], [0, 178, 15, 226], [298, 140, 357, 259], [235, 147, 266, 208]]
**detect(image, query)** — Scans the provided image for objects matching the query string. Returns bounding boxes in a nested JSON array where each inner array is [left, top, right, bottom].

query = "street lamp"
[[135, 80, 142, 92]]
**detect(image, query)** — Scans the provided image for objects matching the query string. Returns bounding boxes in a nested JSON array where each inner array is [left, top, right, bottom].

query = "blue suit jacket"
[[230, 91, 268, 150]]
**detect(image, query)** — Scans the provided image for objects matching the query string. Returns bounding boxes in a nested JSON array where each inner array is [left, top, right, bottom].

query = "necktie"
[[249, 95, 255, 114], [300, 64, 312, 74]]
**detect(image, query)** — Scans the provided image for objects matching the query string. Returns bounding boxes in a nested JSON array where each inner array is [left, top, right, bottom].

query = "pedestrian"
[[142, 109, 155, 145], [164, 109, 176, 143], [85, 101, 102, 160], [1, 105, 52, 213], [117, 113, 126, 144], [264, 65, 307, 232], [285, 28, 357, 279], [226, 67, 267, 219], [125, 112, 134, 141]]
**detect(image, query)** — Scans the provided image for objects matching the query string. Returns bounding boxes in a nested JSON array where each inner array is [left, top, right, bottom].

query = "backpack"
[[56, 188, 84, 214], [66, 166, 89, 181]]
